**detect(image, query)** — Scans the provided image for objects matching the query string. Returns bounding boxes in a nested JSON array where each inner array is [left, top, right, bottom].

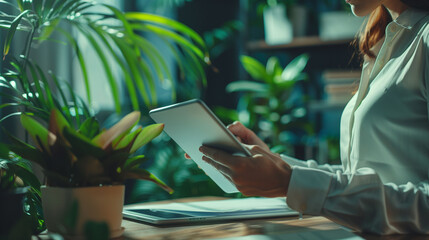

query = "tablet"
[[149, 99, 251, 193], [123, 197, 298, 225]]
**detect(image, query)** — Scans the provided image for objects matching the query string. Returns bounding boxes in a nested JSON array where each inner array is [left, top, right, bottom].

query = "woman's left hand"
[[199, 145, 292, 197]]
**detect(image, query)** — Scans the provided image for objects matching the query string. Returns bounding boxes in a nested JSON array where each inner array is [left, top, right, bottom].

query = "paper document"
[[123, 197, 299, 224], [125, 197, 294, 214]]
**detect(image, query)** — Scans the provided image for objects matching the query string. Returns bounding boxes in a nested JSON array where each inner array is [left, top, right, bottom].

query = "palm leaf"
[[125, 12, 207, 54], [87, 24, 139, 109], [112, 36, 152, 106], [3, 9, 30, 59], [73, 22, 121, 113]]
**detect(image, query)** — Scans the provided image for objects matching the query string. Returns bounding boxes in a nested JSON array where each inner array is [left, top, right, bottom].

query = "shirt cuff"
[[280, 154, 306, 167], [286, 166, 333, 215]]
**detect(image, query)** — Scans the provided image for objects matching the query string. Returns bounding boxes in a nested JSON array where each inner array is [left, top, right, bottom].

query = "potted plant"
[[217, 53, 313, 155], [5, 108, 171, 238], [0, 1, 209, 237], [0, 145, 44, 239], [0, 1, 210, 237]]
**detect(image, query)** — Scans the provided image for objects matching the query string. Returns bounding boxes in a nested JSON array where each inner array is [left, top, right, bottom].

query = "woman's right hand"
[[184, 121, 270, 159]]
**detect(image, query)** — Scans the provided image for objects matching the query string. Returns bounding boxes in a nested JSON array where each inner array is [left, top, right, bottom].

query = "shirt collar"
[[393, 7, 429, 30]]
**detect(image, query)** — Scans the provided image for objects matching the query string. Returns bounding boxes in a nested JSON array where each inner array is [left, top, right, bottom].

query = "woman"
[[198, 0, 429, 234]]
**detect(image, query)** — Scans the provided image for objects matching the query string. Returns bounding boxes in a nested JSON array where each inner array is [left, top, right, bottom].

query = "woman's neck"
[[383, 0, 409, 19]]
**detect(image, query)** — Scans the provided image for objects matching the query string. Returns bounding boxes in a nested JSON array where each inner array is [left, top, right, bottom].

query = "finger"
[[202, 156, 233, 177], [184, 153, 191, 159], [199, 146, 241, 168], [227, 121, 246, 135], [242, 144, 265, 155]]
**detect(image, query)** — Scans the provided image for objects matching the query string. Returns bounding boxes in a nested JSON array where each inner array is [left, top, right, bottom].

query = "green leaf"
[[130, 123, 164, 153], [50, 72, 72, 121], [16, 0, 24, 11], [49, 108, 70, 137], [213, 106, 239, 123], [22, 0, 32, 11], [133, 24, 205, 60], [34, 0, 43, 17], [64, 81, 81, 126], [125, 12, 208, 55], [41, 0, 55, 21], [92, 111, 141, 149], [35, 64, 55, 110], [281, 53, 310, 81], [181, 43, 207, 87], [123, 155, 146, 170], [6, 143, 47, 168], [3, 10, 30, 59], [266, 56, 282, 80], [27, 60, 48, 108], [38, 18, 60, 42], [20, 114, 52, 152], [62, 127, 105, 158], [0, 143, 9, 159], [73, 22, 121, 113], [78, 117, 100, 139], [88, 24, 138, 109], [123, 168, 173, 194], [226, 81, 268, 93], [113, 127, 142, 150], [112, 37, 152, 106], [8, 162, 41, 195], [56, 0, 81, 18], [240, 55, 268, 82]]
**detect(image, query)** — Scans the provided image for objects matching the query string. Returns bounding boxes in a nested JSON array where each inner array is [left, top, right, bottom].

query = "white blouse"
[[282, 8, 429, 234]]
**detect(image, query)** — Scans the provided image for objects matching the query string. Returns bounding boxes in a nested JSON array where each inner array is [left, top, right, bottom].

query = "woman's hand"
[[199, 144, 292, 198], [227, 121, 270, 151], [184, 121, 269, 159]]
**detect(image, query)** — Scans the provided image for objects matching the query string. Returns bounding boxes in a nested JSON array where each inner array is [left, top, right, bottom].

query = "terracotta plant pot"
[[41, 185, 125, 238]]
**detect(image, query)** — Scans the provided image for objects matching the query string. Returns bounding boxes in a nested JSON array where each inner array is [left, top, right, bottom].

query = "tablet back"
[[149, 99, 250, 193]]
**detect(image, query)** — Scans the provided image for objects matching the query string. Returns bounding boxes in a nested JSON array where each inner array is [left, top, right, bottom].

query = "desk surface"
[[121, 197, 429, 240]]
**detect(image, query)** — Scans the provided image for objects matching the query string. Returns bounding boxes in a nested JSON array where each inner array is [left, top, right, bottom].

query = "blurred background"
[[1, 0, 364, 204]]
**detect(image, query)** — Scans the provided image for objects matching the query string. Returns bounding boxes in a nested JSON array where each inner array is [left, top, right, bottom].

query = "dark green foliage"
[[1, 0, 209, 115], [218, 54, 314, 154]]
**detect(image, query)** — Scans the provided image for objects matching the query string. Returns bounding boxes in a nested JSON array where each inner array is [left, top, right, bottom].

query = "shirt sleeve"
[[286, 166, 429, 234], [280, 154, 343, 173]]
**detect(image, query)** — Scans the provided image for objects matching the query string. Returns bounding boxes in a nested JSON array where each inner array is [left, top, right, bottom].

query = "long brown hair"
[[358, 0, 429, 58]]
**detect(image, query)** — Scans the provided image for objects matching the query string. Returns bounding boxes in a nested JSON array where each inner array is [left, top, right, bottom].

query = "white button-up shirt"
[[282, 8, 429, 234]]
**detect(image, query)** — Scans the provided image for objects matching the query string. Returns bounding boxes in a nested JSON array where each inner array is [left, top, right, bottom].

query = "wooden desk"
[[121, 197, 429, 240], [121, 197, 351, 240]]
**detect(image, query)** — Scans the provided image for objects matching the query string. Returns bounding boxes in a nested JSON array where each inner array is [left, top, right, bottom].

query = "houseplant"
[[217, 54, 313, 154], [0, 145, 44, 239], [0, 1, 209, 236], [5, 108, 171, 237]]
